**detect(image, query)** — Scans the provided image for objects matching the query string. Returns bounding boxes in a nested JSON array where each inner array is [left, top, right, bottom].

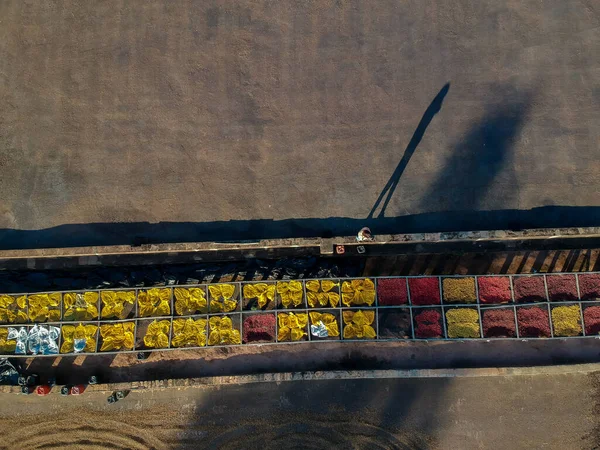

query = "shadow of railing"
[[2, 205, 600, 250]]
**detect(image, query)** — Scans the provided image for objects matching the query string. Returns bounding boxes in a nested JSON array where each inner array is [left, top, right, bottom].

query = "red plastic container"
[[70, 385, 86, 395], [35, 385, 51, 396]]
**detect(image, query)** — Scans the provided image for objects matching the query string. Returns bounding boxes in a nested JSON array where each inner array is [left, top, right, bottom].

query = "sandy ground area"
[[1, 369, 599, 449], [0, 0, 599, 248]]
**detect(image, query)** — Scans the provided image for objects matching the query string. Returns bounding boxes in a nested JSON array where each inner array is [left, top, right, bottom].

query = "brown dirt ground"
[[0, 0, 599, 242], [0, 371, 598, 449]]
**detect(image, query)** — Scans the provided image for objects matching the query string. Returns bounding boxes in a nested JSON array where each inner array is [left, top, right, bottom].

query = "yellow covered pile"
[[60, 323, 98, 353], [552, 305, 582, 337], [174, 288, 207, 315], [0, 295, 27, 324], [99, 322, 135, 352], [0, 328, 16, 353], [171, 318, 207, 347], [277, 312, 308, 341], [138, 288, 171, 317], [143, 320, 171, 348], [276, 281, 304, 308], [342, 310, 376, 339], [208, 284, 238, 313], [309, 312, 340, 338], [306, 280, 340, 308], [63, 292, 99, 321], [446, 308, 480, 338], [243, 283, 275, 308], [208, 316, 241, 345], [28, 293, 61, 322], [341, 279, 376, 307], [101, 291, 135, 319]]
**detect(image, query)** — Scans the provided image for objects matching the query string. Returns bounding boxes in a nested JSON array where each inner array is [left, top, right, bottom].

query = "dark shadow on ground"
[[174, 378, 446, 449], [419, 90, 532, 211], [21, 339, 600, 386], [2, 205, 600, 249], [369, 82, 450, 219], [1, 85, 598, 249]]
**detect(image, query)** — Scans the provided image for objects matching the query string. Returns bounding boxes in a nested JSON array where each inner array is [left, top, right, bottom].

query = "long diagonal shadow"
[[368, 82, 450, 219]]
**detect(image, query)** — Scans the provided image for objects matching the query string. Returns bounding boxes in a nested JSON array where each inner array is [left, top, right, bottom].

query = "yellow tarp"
[[341, 279, 375, 307], [0, 328, 16, 353], [174, 288, 207, 316], [309, 311, 340, 337], [276, 281, 304, 308], [208, 316, 241, 345], [60, 323, 98, 353], [143, 320, 171, 348], [342, 310, 376, 339], [243, 283, 275, 308], [306, 280, 340, 308], [99, 322, 135, 352], [171, 317, 207, 348], [208, 284, 238, 313], [277, 312, 308, 341], [28, 293, 61, 322], [138, 288, 171, 317], [63, 292, 99, 321], [101, 291, 135, 319], [0, 295, 27, 324]]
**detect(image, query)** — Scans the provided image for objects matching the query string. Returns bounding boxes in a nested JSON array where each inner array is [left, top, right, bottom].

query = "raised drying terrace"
[[1, 271, 600, 358]]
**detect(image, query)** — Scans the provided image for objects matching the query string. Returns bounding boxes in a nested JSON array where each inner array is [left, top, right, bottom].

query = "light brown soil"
[[0, 371, 597, 450], [1, 0, 599, 244]]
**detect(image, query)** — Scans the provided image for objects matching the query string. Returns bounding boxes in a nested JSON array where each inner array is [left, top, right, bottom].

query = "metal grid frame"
[[2, 273, 600, 357]]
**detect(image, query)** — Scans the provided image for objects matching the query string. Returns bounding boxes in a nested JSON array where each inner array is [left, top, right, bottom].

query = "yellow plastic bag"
[[208, 284, 238, 313], [342, 310, 376, 339], [0, 328, 16, 353], [171, 318, 207, 347], [243, 283, 275, 309], [143, 320, 171, 348], [277, 312, 309, 341], [63, 292, 99, 321], [174, 288, 207, 316], [60, 323, 98, 353], [276, 281, 304, 308], [101, 291, 135, 319], [138, 288, 171, 317], [28, 293, 62, 322], [208, 316, 241, 345], [306, 280, 340, 308], [341, 279, 376, 307], [0, 295, 27, 324], [99, 322, 135, 351], [308, 312, 340, 337]]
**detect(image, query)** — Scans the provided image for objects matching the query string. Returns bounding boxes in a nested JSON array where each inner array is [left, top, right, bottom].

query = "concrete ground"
[[0, 1, 599, 249], [1, 367, 599, 449]]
